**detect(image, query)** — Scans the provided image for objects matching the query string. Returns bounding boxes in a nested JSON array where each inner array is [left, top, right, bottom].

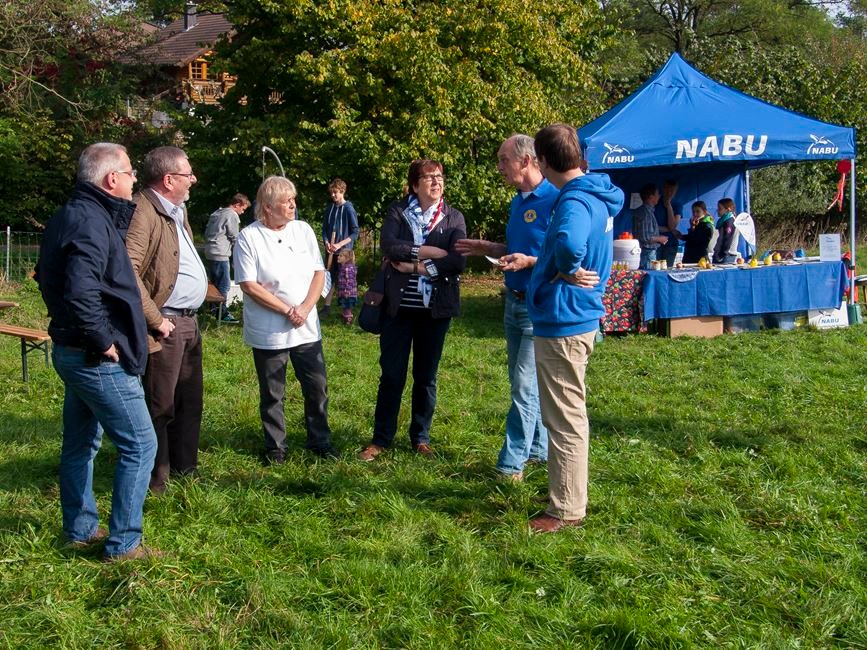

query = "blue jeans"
[[639, 248, 657, 270], [52, 345, 157, 557], [208, 260, 230, 309], [496, 293, 547, 475]]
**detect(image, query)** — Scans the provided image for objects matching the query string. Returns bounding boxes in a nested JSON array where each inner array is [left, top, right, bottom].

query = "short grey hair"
[[77, 143, 128, 185], [510, 134, 537, 163], [141, 146, 188, 187], [255, 176, 297, 221]]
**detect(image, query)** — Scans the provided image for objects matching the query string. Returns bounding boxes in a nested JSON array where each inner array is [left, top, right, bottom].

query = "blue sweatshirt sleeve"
[[346, 202, 360, 246], [554, 198, 591, 274]]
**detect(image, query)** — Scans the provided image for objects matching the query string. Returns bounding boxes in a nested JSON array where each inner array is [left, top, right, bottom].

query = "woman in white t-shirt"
[[233, 176, 336, 463]]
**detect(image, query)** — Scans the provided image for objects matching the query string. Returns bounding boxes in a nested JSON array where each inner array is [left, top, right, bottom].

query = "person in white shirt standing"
[[234, 176, 337, 464]]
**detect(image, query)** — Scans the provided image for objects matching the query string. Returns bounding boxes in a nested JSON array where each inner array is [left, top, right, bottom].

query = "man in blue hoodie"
[[508, 123, 624, 532]]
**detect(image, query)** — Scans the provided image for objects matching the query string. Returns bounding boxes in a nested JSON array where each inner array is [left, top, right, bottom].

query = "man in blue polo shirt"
[[456, 134, 561, 481], [505, 123, 623, 532]]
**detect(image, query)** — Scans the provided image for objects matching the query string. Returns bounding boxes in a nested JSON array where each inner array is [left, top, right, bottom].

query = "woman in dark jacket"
[[681, 201, 715, 264], [359, 160, 467, 461]]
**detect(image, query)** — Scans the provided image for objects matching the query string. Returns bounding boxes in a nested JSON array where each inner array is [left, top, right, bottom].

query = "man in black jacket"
[[36, 142, 160, 562]]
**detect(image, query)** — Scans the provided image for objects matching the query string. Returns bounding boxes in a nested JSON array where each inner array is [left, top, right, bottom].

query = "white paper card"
[[819, 233, 841, 262]]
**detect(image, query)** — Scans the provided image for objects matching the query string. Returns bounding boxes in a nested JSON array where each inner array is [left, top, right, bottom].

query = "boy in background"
[[204, 193, 250, 321], [319, 179, 359, 317]]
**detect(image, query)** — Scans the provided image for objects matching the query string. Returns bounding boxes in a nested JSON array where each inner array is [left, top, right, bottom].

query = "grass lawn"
[[0, 275, 864, 648]]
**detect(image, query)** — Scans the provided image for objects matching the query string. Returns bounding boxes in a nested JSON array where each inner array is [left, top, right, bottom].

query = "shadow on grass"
[[200, 445, 520, 527], [0, 412, 60, 445], [0, 414, 123, 496], [593, 412, 774, 454]]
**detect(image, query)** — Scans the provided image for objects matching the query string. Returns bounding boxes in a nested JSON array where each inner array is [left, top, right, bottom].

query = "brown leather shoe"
[[413, 443, 434, 457], [529, 513, 584, 533], [358, 444, 386, 462], [103, 544, 165, 563], [498, 471, 523, 482], [66, 526, 108, 549]]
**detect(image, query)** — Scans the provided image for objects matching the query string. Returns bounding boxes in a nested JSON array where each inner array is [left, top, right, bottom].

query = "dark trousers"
[[252, 340, 332, 453], [143, 315, 203, 490], [659, 237, 679, 266], [373, 308, 451, 448]]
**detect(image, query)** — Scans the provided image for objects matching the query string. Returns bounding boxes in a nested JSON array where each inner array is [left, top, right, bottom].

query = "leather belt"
[[509, 289, 526, 301], [160, 307, 198, 317]]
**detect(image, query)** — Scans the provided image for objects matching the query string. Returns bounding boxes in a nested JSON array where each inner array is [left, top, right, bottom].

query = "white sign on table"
[[818, 233, 841, 262]]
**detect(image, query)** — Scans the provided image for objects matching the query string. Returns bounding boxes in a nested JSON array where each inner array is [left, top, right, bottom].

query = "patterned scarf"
[[402, 194, 444, 308], [403, 195, 444, 245]]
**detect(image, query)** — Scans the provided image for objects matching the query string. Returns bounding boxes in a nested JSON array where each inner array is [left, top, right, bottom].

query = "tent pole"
[[850, 158, 857, 305], [744, 166, 751, 214]]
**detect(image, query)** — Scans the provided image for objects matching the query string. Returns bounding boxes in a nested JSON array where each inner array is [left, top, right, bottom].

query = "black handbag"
[[358, 261, 388, 334]]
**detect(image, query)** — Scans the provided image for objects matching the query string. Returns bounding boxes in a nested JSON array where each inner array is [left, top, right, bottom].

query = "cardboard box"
[[663, 316, 724, 338]]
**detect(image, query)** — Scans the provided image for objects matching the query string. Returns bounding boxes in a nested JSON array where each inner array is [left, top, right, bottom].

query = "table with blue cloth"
[[642, 261, 848, 320]]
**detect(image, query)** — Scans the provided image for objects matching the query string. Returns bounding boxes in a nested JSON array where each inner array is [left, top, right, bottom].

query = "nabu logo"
[[602, 143, 635, 165], [807, 135, 838, 155]]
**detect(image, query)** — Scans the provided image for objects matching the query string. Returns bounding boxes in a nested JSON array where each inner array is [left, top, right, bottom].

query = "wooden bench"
[[854, 274, 867, 306], [0, 324, 51, 382], [204, 282, 226, 323]]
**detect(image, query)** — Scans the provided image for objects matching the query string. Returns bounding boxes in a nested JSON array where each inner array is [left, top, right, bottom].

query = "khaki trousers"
[[534, 330, 597, 520]]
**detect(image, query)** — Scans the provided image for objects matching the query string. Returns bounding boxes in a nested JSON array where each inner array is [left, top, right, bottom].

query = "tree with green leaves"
[[0, 0, 168, 229], [600, 0, 844, 53], [182, 0, 622, 237]]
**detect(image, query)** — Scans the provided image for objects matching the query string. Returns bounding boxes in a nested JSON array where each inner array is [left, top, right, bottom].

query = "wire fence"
[[1, 228, 41, 283], [0, 226, 381, 284]]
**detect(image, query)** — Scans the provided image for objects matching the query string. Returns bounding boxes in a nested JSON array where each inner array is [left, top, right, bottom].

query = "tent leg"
[[850, 158, 857, 306]]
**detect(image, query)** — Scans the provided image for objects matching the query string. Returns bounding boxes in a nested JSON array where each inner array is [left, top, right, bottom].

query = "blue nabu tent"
[[578, 53, 857, 270]]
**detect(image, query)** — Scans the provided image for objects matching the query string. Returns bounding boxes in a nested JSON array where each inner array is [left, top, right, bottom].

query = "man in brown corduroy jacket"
[[127, 146, 208, 494]]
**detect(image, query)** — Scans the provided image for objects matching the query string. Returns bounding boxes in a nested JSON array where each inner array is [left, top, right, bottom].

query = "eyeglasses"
[[419, 173, 445, 183], [168, 172, 196, 179], [115, 169, 137, 178]]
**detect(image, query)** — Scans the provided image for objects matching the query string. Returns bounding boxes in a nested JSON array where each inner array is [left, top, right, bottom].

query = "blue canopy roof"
[[579, 53, 856, 170]]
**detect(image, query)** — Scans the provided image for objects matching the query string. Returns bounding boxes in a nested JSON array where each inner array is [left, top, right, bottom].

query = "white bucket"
[[613, 239, 641, 270]]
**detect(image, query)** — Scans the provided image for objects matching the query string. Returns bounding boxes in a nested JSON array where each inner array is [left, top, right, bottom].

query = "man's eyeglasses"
[[115, 169, 137, 178], [168, 172, 196, 179], [419, 173, 445, 183]]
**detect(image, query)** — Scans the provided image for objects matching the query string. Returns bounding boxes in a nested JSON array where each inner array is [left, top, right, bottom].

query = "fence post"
[[5, 226, 10, 281]]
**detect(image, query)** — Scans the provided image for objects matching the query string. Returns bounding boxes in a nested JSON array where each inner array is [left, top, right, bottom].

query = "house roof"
[[130, 12, 233, 67]]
